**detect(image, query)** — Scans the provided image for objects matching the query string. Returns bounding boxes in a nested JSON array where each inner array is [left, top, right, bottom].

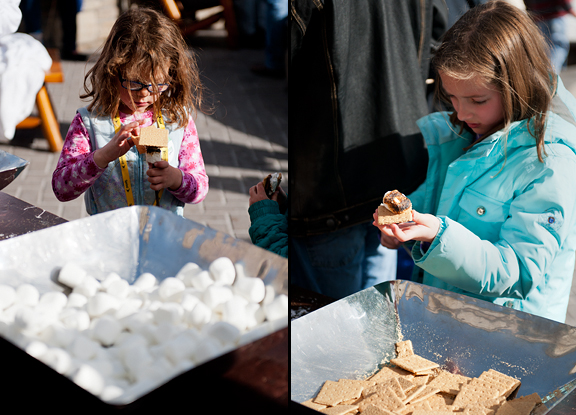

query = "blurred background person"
[[524, 0, 576, 73], [289, 0, 448, 299]]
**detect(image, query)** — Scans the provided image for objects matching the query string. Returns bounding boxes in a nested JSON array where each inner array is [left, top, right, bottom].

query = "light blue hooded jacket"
[[409, 76, 576, 323]]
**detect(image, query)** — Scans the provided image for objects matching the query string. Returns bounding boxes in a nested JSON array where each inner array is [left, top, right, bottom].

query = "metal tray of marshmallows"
[[0, 206, 288, 413], [291, 281, 576, 414]]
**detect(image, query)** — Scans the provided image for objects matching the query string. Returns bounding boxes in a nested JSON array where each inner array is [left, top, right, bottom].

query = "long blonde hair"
[[81, 7, 206, 128], [433, 0, 555, 162]]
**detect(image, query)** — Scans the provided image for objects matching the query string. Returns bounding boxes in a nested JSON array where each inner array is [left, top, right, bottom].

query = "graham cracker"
[[363, 404, 399, 415], [377, 205, 412, 225], [453, 379, 501, 409], [494, 401, 522, 415], [396, 341, 414, 358], [364, 377, 406, 401], [320, 404, 360, 415], [358, 388, 407, 413], [478, 370, 520, 397], [427, 370, 471, 395], [138, 126, 168, 147], [314, 380, 365, 406], [401, 399, 433, 415], [302, 398, 327, 411], [410, 386, 442, 405], [390, 355, 439, 375], [369, 366, 414, 383]]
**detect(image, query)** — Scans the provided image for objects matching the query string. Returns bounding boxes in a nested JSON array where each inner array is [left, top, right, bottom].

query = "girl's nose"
[[136, 87, 151, 97], [457, 104, 472, 121]]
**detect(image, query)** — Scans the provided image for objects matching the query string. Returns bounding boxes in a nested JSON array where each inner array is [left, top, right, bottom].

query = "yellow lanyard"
[[113, 112, 166, 206]]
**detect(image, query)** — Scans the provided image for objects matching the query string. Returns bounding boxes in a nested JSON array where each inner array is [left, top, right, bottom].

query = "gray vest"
[[78, 106, 185, 216]]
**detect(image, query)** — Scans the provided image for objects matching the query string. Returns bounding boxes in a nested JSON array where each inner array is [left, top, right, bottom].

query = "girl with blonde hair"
[[374, 0, 576, 323], [52, 7, 208, 216]]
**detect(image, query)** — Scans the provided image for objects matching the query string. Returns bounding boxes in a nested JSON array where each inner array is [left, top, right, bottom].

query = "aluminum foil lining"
[[291, 280, 576, 413], [0, 150, 28, 191], [0, 205, 288, 404]]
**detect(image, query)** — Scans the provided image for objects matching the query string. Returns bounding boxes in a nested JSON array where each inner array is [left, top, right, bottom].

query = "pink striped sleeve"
[[169, 117, 209, 204], [52, 113, 106, 201]]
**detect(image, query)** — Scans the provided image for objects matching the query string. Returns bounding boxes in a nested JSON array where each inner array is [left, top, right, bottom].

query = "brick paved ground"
[[0, 26, 287, 243]]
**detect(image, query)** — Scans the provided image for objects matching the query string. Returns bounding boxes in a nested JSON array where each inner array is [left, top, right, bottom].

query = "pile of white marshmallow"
[[0, 257, 288, 403]]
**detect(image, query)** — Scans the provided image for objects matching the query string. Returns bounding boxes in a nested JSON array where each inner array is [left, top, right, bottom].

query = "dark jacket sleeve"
[[248, 199, 288, 258]]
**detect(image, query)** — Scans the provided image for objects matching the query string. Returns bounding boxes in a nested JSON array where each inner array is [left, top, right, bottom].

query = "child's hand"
[[249, 182, 270, 206], [372, 209, 441, 246], [146, 161, 183, 191], [93, 120, 145, 168]]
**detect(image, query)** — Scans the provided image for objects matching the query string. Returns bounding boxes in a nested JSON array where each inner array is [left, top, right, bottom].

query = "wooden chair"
[[160, 0, 239, 48], [15, 48, 64, 152]]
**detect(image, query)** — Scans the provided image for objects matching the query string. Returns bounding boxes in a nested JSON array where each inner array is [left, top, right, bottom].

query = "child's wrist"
[[93, 149, 111, 169], [168, 167, 183, 190]]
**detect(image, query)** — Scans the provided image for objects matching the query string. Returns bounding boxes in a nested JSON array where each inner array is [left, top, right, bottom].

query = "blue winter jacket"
[[410, 75, 576, 323]]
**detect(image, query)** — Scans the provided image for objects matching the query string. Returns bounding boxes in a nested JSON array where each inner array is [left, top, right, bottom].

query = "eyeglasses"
[[119, 76, 170, 93]]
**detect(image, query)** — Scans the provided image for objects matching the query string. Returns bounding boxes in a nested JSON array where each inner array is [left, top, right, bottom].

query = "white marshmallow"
[[133, 272, 157, 291], [209, 257, 236, 285], [86, 357, 115, 379], [66, 292, 88, 309], [152, 322, 180, 345], [158, 277, 186, 301], [245, 303, 265, 329], [114, 298, 143, 320], [180, 292, 200, 311], [203, 285, 233, 310], [14, 306, 42, 333], [25, 340, 48, 359], [175, 262, 203, 286], [192, 336, 223, 363], [263, 284, 276, 305], [188, 271, 214, 291], [92, 316, 123, 347], [234, 263, 249, 280], [87, 292, 120, 318], [154, 302, 184, 326], [221, 296, 249, 331], [100, 384, 124, 402], [60, 308, 90, 331], [40, 347, 73, 375], [263, 293, 288, 322], [70, 335, 101, 360], [162, 331, 198, 365], [37, 291, 68, 316], [233, 276, 265, 303], [202, 321, 240, 348], [73, 364, 105, 396], [15, 284, 40, 307], [106, 279, 130, 299], [133, 356, 173, 384], [100, 272, 121, 290], [0, 284, 16, 310], [185, 302, 212, 328], [120, 310, 154, 333], [116, 333, 149, 361], [57, 263, 87, 289], [40, 324, 77, 348], [72, 275, 101, 298], [123, 344, 154, 380]]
